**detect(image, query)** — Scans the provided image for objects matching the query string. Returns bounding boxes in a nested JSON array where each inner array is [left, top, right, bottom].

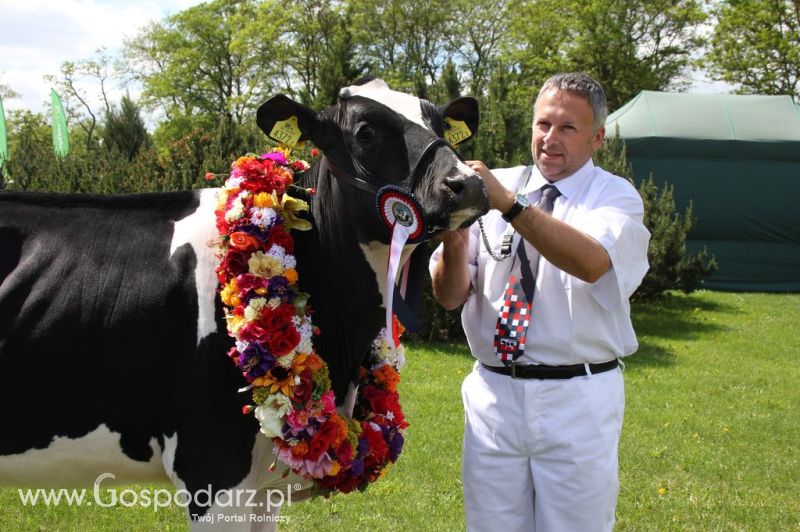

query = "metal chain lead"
[[478, 217, 513, 262]]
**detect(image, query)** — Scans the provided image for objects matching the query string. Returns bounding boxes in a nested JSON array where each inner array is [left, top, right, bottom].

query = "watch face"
[[516, 193, 530, 208]]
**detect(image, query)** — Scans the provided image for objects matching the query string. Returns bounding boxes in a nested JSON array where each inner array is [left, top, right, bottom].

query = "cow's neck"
[[291, 161, 403, 403]]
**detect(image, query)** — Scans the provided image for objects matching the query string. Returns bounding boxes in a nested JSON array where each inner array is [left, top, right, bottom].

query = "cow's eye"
[[356, 125, 376, 144]]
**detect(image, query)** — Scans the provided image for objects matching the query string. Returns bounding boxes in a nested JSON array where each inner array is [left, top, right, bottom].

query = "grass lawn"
[[1, 291, 798, 530]]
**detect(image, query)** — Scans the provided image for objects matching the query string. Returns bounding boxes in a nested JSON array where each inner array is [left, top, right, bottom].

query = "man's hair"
[[536, 73, 608, 132]]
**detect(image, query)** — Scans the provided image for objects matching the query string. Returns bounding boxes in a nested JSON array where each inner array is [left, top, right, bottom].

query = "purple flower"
[[237, 343, 276, 380], [267, 276, 291, 301], [237, 223, 272, 243], [389, 432, 404, 461], [350, 457, 365, 476]]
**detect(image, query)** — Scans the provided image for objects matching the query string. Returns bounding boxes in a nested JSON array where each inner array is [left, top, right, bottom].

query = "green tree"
[[445, 0, 510, 97], [705, 0, 800, 97], [123, 0, 286, 154], [0, 79, 20, 100], [565, 0, 707, 110], [3, 111, 53, 191], [102, 94, 152, 160], [348, 0, 452, 94], [312, 9, 366, 107], [506, 0, 707, 110], [45, 48, 115, 153]]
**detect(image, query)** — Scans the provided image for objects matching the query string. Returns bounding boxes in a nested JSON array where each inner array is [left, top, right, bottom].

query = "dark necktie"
[[493, 184, 562, 365]]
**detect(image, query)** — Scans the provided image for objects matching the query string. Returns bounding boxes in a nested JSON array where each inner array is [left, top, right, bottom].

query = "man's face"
[[531, 89, 605, 182]]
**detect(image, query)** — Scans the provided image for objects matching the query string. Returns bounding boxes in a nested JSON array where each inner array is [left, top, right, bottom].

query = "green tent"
[[606, 91, 800, 292]]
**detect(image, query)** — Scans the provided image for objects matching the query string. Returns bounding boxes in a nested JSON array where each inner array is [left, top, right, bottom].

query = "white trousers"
[[461, 361, 625, 532]]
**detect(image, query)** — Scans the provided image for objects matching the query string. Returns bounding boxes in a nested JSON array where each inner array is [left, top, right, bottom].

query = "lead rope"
[[479, 217, 512, 262], [478, 165, 534, 262]]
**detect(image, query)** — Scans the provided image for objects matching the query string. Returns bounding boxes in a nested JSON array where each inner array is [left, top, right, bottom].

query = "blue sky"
[[0, 0, 203, 114]]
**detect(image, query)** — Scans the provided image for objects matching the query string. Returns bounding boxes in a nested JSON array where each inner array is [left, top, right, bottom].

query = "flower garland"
[[212, 148, 408, 495]]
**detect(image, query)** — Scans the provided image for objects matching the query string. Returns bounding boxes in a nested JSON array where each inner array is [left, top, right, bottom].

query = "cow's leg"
[[163, 432, 310, 530]]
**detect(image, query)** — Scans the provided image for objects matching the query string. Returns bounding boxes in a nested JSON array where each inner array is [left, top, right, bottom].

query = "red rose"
[[237, 274, 269, 296], [215, 210, 231, 235], [361, 423, 389, 463], [292, 369, 314, 404], [240, 323, 271, 344], [269, 326, 300, 356], [334, 439, 353, 466], [362, 386, 407, 428], [217, 250, 250, 282], [306, 419, 342, 461], [260, 304, 296, 330], [270, 226, 294, 253]]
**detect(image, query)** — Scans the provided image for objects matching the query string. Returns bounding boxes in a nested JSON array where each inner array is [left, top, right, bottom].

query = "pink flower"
[[320, 390, 336, 414], [261, 151, 287, 165]]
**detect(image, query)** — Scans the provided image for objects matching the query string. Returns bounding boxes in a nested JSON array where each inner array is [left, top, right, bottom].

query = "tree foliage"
[[705, 0, 800, 97], [123, 0, 284, 154], [102, 95, 152, 160], [1, 0, 744, 339]]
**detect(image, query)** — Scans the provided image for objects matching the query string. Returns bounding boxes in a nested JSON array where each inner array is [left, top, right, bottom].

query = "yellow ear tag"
[[269, 116, 302, 147], [444, 117, 472, 146]]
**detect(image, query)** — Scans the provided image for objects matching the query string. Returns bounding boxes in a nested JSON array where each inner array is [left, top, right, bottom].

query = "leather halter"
[[323, 136, 454, 195]]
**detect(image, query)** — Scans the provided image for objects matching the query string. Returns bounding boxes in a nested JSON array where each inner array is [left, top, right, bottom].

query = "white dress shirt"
[[430, 159, 650, 366]]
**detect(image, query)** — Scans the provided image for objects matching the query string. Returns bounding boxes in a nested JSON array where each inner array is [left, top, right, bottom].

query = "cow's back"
[[0, 190, 245, 486]]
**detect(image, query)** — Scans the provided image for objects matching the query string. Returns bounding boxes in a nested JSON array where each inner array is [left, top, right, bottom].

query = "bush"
[[596, 134, 717, 300]]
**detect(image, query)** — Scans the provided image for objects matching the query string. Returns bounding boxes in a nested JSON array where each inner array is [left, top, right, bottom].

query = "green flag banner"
[[50, 89, 69, 157], [0, 97, 7, 167]]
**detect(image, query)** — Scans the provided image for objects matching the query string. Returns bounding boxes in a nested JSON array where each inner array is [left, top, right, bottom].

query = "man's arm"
[[468, 161, 611, 283], [431, 228, 472, 310]]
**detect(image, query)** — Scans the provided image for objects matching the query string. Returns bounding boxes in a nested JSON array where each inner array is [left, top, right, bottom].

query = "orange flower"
[[374, 365, 400, 392], [291, 441, 309, 458], [283, 268, 299, 285], [252, 354, 308, 397], [229, 231, 260, 251], [305, 354, 325, 372]]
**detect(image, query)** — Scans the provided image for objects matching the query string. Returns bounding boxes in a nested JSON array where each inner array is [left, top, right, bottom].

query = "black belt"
[[481, 359, 618, 379]]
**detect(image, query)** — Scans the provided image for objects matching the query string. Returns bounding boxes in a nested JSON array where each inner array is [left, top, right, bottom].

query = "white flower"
[[266, 244, 286, 263], [244, 298, 267, 322], [283, 254, 297, 269], [277, 351, 296, 368], [224, 191, 249, 222], [250, 207, 276, 229], [254, 393, 292, 438], [224, 176, 244, 190]]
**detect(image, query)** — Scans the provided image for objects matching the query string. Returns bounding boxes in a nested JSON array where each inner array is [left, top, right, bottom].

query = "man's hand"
[[438, 227, 470, 247], [466, 160, 515, 213]]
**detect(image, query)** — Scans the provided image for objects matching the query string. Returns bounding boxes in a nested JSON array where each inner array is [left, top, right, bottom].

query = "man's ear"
[[256, 95, 319, 148], [440, 97, 479, 146]]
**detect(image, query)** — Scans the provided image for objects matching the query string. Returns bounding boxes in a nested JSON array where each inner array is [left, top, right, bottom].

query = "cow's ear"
[[256, 95, 319, 148], [440, 97, 479, 146]]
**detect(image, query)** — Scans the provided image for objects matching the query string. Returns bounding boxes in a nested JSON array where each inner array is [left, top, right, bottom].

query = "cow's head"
[[256, 78, 489, 244]]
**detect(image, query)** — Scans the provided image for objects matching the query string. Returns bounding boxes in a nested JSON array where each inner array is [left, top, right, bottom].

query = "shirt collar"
[[523, 159, 596, 200]]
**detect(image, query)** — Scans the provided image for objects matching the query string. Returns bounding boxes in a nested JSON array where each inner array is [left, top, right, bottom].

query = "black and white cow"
[[0, 78, 487, 529]]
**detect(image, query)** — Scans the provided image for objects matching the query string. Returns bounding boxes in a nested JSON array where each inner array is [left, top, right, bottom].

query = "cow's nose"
[[444, 175, 466, 195]]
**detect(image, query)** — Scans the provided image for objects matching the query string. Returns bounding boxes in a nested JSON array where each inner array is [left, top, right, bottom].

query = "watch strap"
[[501, 200, 525, 223]]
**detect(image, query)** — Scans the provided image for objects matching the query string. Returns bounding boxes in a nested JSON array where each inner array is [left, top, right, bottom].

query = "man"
[[430, 73, 650, 531]]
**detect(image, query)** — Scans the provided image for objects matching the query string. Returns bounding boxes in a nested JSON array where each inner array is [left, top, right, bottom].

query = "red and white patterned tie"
[[493, 184, 561, 364]]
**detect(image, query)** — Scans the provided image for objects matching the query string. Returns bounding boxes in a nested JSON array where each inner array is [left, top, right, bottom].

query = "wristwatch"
[[501, 193, 530, 223]]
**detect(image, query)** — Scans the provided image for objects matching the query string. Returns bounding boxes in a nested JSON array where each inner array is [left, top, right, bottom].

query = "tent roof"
[[605, 91, 800, 141]]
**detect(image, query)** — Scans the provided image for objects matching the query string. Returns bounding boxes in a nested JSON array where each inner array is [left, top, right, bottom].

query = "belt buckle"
[[510, 362, 518, 379]]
